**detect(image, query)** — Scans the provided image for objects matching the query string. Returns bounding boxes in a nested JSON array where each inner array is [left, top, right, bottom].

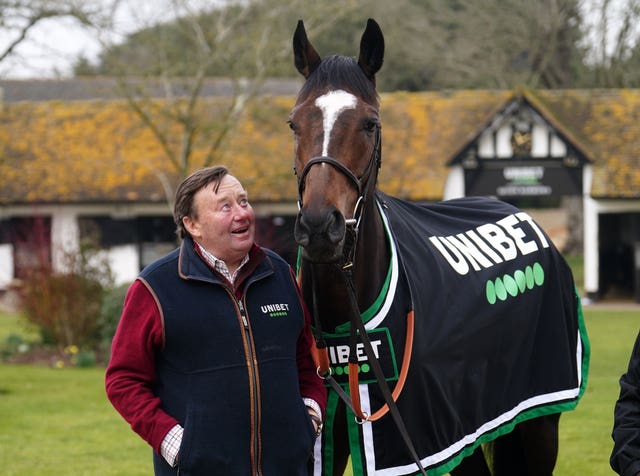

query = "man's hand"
[[308, 408, 323, 437]]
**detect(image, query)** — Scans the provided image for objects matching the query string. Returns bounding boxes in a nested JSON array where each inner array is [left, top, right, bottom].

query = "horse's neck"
[[301, 196, 389, 332]]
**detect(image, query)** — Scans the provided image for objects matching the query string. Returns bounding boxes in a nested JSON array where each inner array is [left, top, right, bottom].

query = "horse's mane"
[[297, 55, 379, 104]]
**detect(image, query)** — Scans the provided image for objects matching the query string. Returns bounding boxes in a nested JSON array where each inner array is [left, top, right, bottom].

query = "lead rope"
[[311, 231, 427, 475], [341, 267, 428, 476], [341, 196, 427, 475], [311, 274, 426, 476]]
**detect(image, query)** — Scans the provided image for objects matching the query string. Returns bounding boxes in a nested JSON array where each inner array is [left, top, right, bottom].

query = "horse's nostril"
[[327, 209, 346, 244], [294, 213, 310, 247]]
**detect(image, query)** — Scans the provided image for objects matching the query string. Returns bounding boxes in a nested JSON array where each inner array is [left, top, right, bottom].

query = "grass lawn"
[[0, 306, 638, 475], [0, 365, 149, 476], [0, 312, 149, 475], [555, 307, 639, 476]]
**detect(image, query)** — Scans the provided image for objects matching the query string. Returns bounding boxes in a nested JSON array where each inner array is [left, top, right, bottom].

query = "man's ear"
[[183, 216, 200, 239]]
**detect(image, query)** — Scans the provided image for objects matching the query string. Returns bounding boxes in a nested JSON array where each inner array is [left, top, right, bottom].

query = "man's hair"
[[173, 166, 229, 239]]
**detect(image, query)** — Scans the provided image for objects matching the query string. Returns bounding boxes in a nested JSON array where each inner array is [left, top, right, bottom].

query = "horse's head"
[[290, 18, 385, 264]]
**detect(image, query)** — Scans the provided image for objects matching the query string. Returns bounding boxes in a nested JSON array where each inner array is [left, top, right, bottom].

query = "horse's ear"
[[293, 20, 322, 79], [358, 18, 385, 83]]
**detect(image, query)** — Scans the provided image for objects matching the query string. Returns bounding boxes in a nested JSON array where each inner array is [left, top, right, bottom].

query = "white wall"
[[50, 207, 79, 273], [0, 244, 13, 289], [443, 165, 465, 200], [97, 245, 140, 286]]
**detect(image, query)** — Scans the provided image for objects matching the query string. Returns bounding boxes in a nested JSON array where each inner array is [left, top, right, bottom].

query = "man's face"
[[184, 174, 255, 267]]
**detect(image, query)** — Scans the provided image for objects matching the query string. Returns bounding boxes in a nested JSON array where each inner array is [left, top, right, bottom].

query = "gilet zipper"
[[237, 298, 261, 476]]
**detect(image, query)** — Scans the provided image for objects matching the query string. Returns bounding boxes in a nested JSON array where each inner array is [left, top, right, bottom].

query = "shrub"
[[1, 333, 30, 360], [21, 272, 104, 348], [19, 240, 113, 350]]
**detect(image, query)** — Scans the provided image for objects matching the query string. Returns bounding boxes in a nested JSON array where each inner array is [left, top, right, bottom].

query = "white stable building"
[[1, 81, 639, 302]]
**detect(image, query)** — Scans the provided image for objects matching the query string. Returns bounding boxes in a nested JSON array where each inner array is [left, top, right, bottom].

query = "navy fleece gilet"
[[141, 238, 316, 476]]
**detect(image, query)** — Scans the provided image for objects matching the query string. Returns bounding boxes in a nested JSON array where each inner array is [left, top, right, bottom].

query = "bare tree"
[[582, 0, 640, 86], [0, 0, 111, 74], [80, 0, 366, 206]]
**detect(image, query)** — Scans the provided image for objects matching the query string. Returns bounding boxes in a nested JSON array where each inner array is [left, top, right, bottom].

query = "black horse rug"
[[310, 191, 590, 476]]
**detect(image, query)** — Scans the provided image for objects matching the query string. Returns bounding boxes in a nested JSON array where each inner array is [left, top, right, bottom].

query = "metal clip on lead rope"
[[355, 412, 370, 425]]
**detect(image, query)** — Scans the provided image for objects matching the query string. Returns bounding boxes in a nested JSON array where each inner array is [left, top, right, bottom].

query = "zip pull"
[[238, 300, 249, 328]]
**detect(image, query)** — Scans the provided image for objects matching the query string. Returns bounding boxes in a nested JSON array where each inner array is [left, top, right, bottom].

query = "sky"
[[0, 0, 630, 80], [0, 0, 216, 79], [0, 15, 105, 79]]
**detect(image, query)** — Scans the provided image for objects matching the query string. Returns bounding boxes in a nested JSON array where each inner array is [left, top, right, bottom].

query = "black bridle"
[[294, 123, 381, 238]]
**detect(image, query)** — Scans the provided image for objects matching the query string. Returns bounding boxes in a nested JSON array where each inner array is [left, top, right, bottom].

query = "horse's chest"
[[321, 266, 412, 386]]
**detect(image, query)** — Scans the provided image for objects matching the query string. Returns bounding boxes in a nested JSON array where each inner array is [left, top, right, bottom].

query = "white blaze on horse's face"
[[315, 90, 358, 157]]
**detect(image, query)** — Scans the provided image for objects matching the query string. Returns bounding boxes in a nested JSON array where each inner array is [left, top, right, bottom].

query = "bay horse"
[[290, 18, 589, 476]]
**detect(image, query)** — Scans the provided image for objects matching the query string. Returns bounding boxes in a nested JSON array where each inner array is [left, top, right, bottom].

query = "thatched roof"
[[2, 85, 639, 206]]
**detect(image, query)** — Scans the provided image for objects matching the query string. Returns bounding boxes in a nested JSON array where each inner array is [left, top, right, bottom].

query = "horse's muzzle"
[[294, 207, 346, 263]]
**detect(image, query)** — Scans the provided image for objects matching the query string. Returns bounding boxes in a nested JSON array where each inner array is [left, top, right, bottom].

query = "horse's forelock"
[[297, 55, 379, 105]]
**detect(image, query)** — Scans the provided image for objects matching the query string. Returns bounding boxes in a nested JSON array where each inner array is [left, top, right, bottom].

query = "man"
[[106, 166, 326, 476], [611, 329, 640, 476]]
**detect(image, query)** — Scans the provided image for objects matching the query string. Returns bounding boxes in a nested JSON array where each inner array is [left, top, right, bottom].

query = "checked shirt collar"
[[195, 241, 249, 285]]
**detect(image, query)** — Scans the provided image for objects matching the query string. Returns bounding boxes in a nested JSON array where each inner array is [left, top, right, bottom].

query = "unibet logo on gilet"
[[260, 303, 290, 317]]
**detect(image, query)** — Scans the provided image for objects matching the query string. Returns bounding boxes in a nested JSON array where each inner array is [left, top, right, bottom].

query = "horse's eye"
[[287, 120, 297, 132], [363, 119, 378, 133]]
